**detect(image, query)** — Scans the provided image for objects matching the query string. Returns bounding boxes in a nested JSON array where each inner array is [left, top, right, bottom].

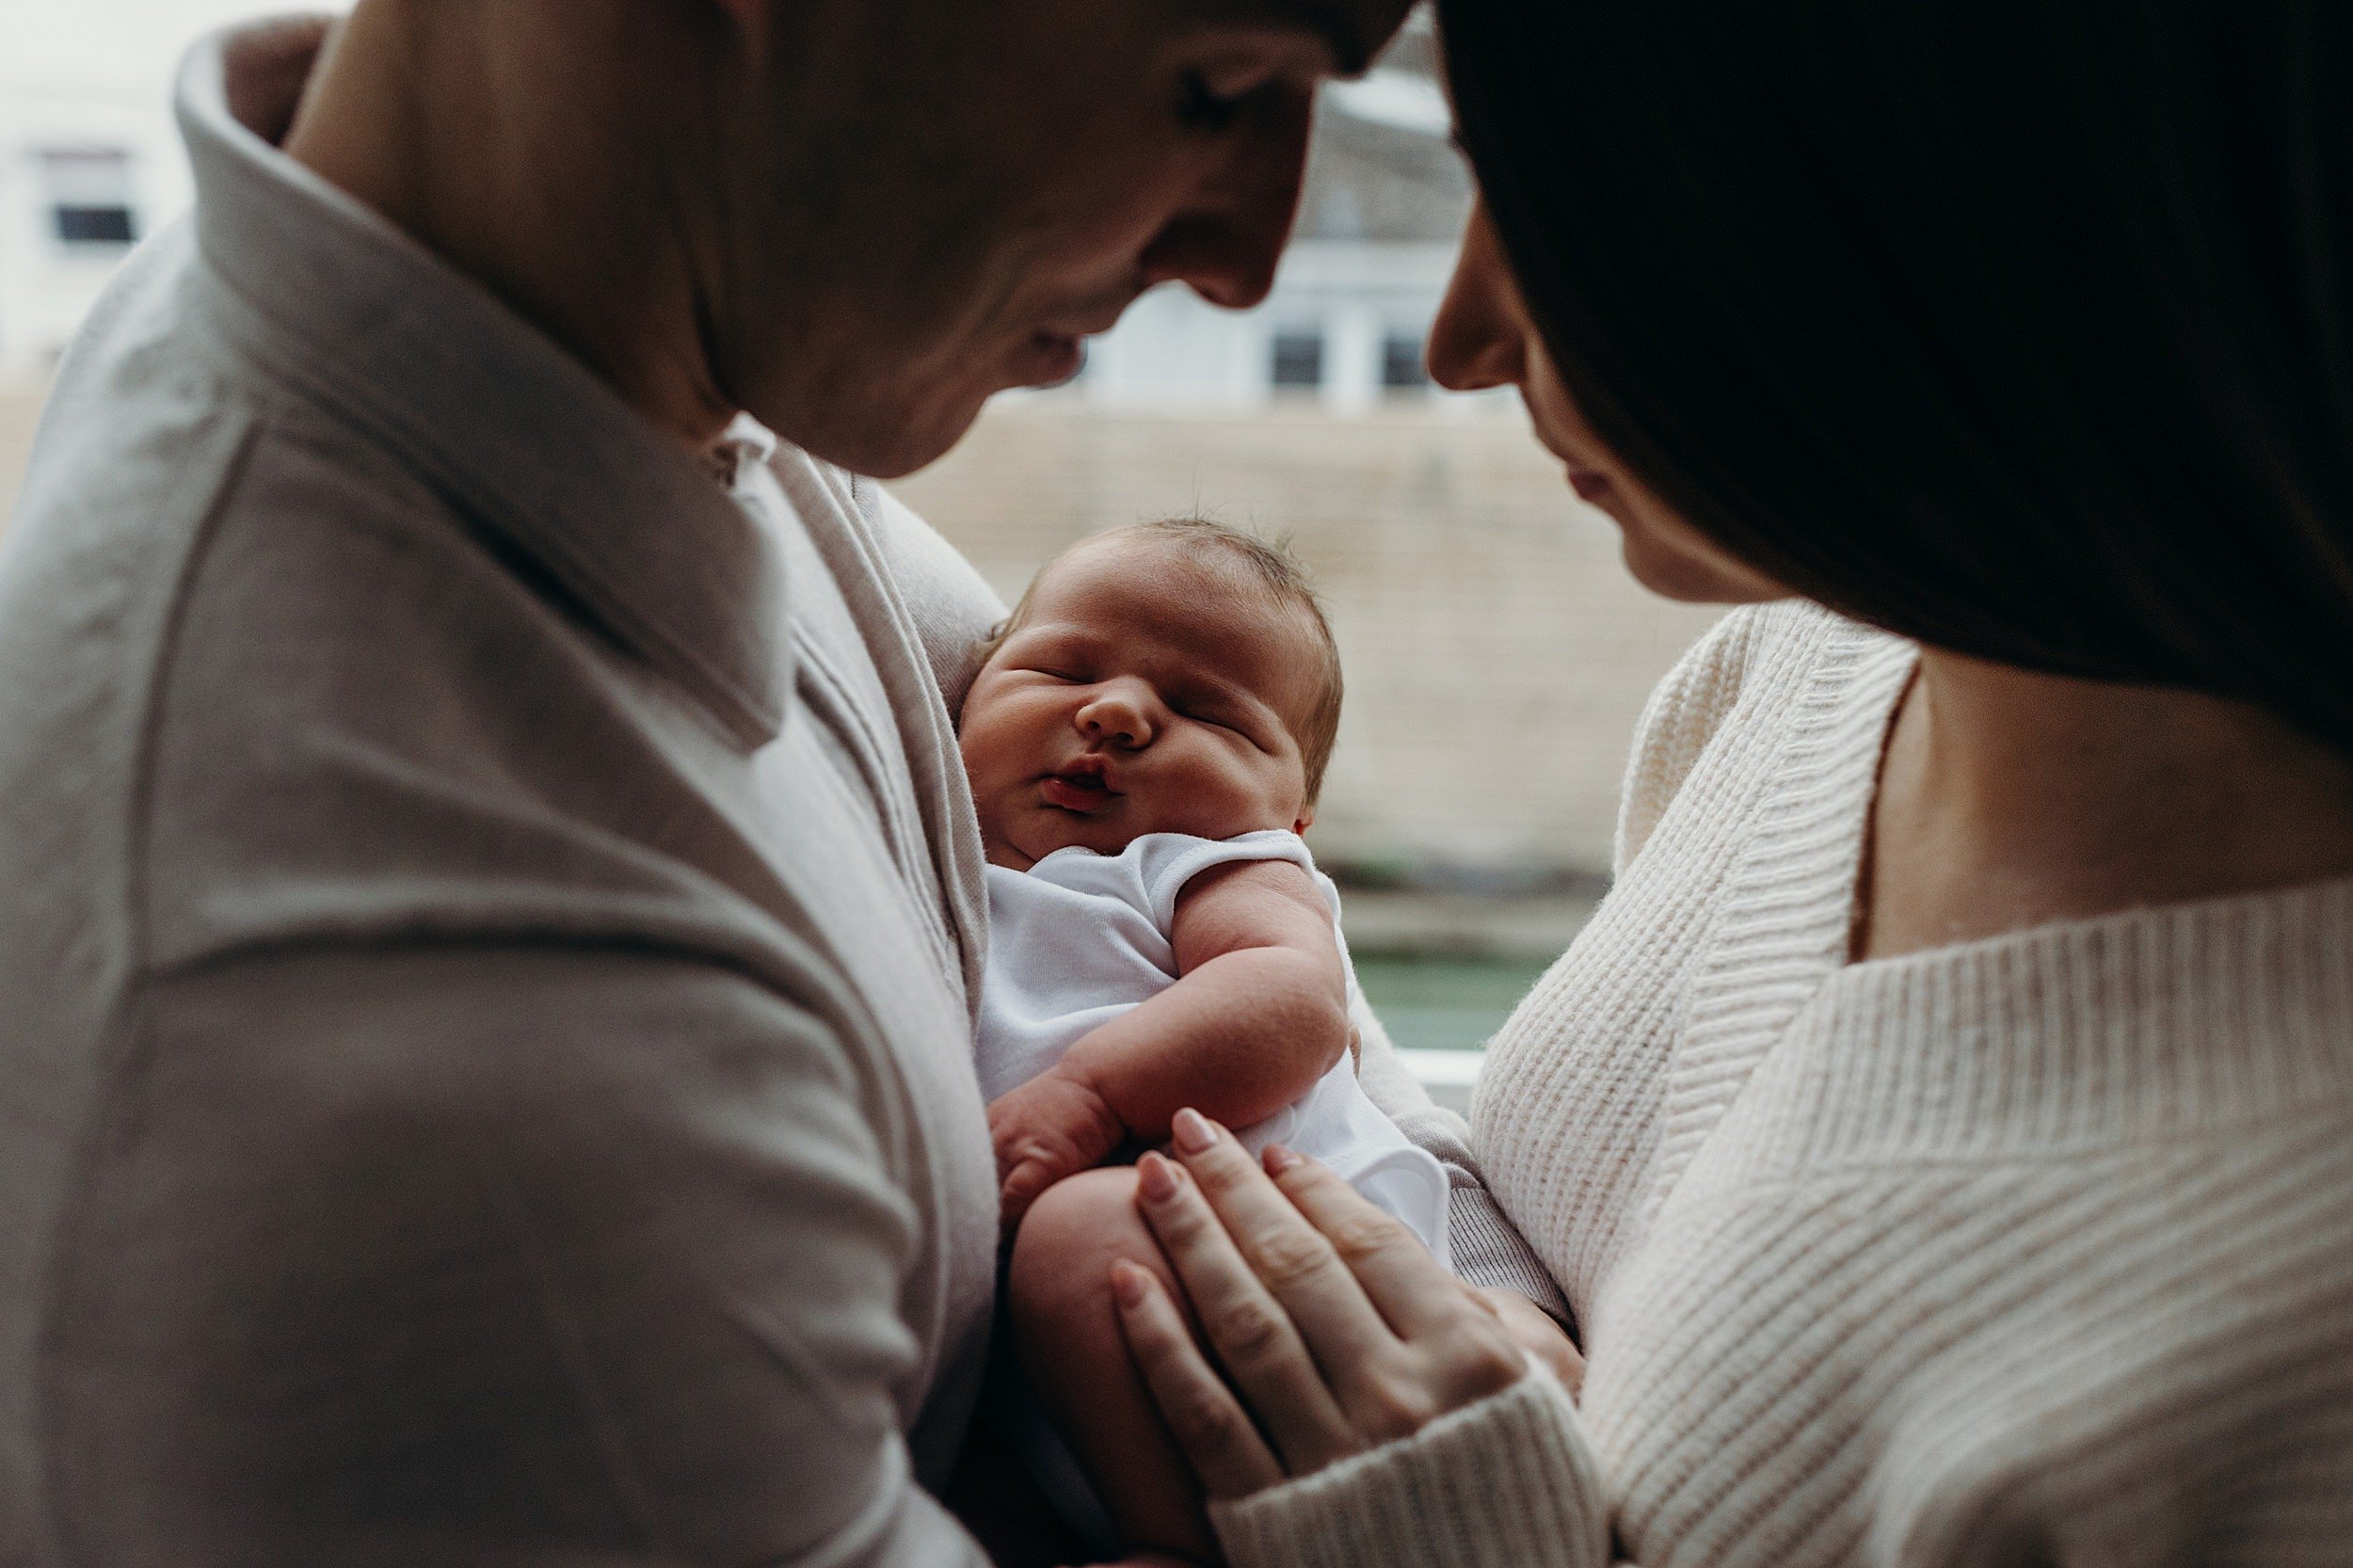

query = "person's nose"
[[1426, 200, 1530, 393], [1075, 680, 1159, 749], [1138, 88, 1314, 310]]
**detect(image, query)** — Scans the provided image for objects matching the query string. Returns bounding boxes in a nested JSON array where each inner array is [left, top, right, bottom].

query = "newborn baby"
[[962, 518, 1449, 1565]]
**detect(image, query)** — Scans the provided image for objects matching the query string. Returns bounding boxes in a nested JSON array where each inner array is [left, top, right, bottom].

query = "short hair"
[[1444, 0, 2353, 754], [984, 518, 1346, 804]]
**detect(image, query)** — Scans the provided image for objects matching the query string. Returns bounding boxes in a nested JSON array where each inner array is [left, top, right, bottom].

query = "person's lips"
[[1040, 757, 1121, 812], [1024, 331, 1085, 387], [1566, 466, 1616, 506], [1023, 298, 1135, 387], [1047, 298, 1135, 342], [1533, 428, 1620, 506]]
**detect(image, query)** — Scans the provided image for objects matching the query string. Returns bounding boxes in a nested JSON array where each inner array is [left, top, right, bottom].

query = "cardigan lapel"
[[1643, 626, 1918, 1224]]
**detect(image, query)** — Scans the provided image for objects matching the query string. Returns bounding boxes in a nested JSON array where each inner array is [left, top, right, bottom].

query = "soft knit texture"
[[1211, 1367, 1604, 1568], [1214, 600, 2353, 1568]]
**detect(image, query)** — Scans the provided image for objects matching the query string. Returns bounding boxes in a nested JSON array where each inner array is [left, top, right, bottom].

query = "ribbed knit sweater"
[[1213, 600, 2353, 1568]]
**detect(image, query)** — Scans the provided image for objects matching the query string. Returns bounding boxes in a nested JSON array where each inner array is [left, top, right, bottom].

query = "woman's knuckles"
[[1325, 1208, 1409, 1262], [1247, 1226, 1336, 1291], [1172, 1382, 1254, 1450], [1433, 1326, 1529, 1401], [1353, 1372, 1439, 1440], [1209, 1297, 1291, 1367]]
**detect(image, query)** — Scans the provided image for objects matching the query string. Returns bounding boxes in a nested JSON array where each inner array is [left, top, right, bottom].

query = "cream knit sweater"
[[1214, 601, 2353, 1568]]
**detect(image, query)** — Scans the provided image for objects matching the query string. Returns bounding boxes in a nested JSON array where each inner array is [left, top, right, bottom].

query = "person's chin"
[[750, 412, 953, 484], [1618, 520, 1787, 606], [807, 338, 1084, 478], [870, 363, 1087, 477], [850, 404, 987, 481]]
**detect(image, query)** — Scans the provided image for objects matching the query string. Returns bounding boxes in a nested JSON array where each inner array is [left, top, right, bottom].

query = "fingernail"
[[1263, 1144, 1303, 1176], [1110, 1260, 1150, 1308], [1172, 1108, 1218, 1154], [1138, 1150, 1178, 1202]]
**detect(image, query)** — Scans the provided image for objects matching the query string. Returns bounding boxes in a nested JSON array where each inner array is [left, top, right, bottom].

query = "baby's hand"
[[987, 1067, 1128, 1234]]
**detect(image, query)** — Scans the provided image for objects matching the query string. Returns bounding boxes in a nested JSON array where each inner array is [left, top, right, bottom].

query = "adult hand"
[[1110, 1108, 1533, 1502], [1477, 1285, 1585, 1398]]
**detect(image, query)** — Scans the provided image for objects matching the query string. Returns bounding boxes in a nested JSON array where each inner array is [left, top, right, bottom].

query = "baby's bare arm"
[[988, 859, 1351, 1228], [1060, 858, 1352, 1138]]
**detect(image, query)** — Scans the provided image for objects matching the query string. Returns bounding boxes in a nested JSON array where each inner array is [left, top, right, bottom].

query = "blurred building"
[[0, 4, 1722, 889], [939, 17, 1730, 884], [896, 401, 1723, 885], [0, 1, 264, 380], [1076, 13, 1472, 413], [0, 5, 1470, 399]]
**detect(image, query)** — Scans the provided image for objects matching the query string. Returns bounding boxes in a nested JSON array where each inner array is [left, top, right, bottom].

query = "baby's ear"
[[1292, 808, 1315, 835]]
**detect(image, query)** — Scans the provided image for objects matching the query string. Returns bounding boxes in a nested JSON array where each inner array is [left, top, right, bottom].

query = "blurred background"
[[0, 2, 1723, 1105]]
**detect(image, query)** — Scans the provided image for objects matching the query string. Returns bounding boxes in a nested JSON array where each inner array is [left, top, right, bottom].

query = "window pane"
[[1382, 333, 1429, 389], [1271, 332, 1323, 389], [56, 206, 136, 247], [41, 149, 138, 248]]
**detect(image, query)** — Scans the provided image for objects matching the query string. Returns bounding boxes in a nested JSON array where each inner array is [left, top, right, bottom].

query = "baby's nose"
[[1077, 689, 1154, 746]]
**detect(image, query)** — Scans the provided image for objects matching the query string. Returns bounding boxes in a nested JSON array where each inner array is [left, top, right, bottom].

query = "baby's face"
[[961, 536, 1322, 870]]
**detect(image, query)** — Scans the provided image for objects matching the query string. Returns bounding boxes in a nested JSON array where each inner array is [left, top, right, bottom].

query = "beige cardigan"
[[1214, 601, 2353, 1567]]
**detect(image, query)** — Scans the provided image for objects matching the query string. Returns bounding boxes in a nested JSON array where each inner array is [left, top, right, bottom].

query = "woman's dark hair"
[[1440, 0, 2353, 749]]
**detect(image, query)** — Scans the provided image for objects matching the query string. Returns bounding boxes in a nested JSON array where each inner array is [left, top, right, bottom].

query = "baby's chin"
[[1005, 803, 1289, 864]]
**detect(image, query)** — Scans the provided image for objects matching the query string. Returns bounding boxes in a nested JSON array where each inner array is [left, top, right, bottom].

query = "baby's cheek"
[[958, 711, 1023, 784]]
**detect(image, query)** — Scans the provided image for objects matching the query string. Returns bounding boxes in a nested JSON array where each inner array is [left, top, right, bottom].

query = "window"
[[56, 205, 136, 246], [41, 149, 137, 249], [1382, 332, 1431, 390], [1270, 330, 1323, 390]]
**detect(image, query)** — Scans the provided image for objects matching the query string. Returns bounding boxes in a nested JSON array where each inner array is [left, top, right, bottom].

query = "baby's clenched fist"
[[986, 1067, 1128, 1235]]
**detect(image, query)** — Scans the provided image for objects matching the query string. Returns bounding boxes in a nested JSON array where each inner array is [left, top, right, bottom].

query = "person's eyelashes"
[[1175, 70, 1249, 132]]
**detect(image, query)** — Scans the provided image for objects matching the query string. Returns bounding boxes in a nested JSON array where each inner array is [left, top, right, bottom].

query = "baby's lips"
[[1040, 773, 1116, 811], [1055, 755, 1120, 793]]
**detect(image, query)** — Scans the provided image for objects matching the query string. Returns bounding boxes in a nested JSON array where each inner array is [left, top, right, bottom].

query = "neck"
[[1858, 647, 2353, 960], [280, 0, 738, 450]]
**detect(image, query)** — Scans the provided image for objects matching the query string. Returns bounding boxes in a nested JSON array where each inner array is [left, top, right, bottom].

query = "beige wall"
[[0, 384, 1721, 878], [894, 400, 1721, 879], [0, 386, 41, 521]]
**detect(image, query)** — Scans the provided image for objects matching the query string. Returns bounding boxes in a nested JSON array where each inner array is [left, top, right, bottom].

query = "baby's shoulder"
[[1025, 830, 1324, 930]]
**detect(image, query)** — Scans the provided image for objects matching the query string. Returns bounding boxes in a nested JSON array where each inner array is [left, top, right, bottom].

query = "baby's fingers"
[[998, 1156, 1063, 1233]]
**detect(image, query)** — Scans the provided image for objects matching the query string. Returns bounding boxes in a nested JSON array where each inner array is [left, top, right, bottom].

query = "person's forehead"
[[1177, 0, 1414, 75]]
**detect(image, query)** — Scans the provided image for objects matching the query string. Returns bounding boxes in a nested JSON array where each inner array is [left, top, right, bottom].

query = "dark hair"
[[1441, 0, 2353, 751], [983, 518, 1347, 803]]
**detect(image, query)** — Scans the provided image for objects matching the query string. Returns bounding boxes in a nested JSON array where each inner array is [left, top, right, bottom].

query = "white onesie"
[[977, 829, 1451, 1265]]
